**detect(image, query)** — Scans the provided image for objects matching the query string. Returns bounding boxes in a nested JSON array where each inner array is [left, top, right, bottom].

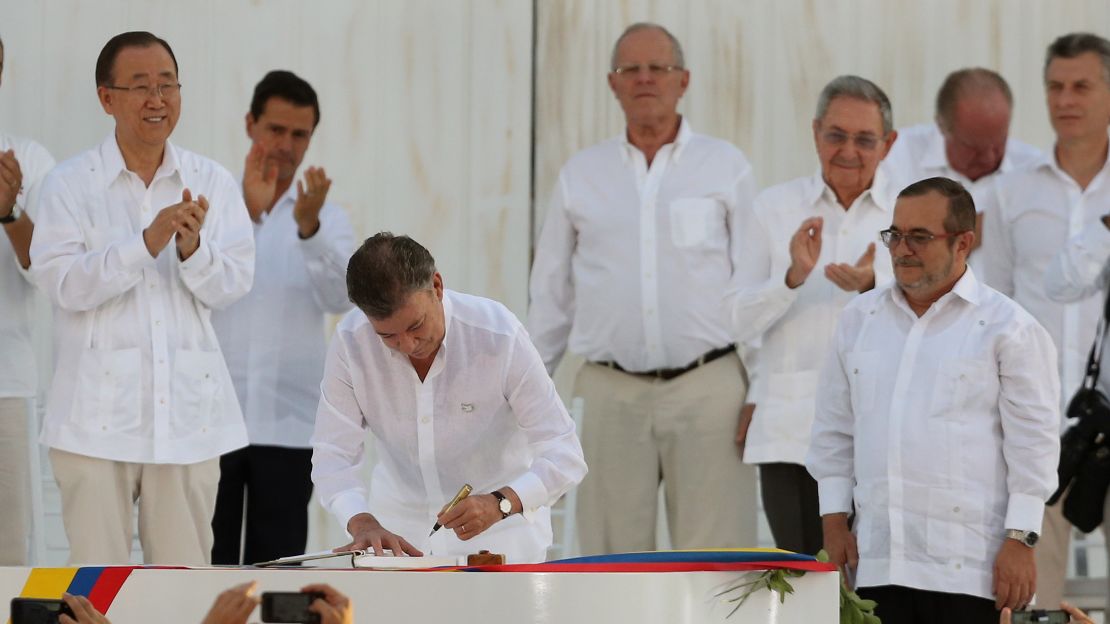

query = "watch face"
[[1026, 532, 1039, 547], [498, 498, 512, 514]]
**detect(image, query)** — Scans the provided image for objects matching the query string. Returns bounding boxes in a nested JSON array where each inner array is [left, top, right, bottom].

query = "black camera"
[[10, 598, 76, 624], [261, 591, 325, 624]]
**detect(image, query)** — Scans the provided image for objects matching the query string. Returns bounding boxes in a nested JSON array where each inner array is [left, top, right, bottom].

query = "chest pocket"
[[669, 198, 720, 248], [930, 358, 994, 417], [846, 351, 880, 414]]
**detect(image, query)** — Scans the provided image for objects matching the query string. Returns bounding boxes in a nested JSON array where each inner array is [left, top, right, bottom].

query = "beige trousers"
[[49, 448, 220, 565], [574, 353, 757, 554], [1034, 498, 1110, 613], [0, 398, 30, 564]]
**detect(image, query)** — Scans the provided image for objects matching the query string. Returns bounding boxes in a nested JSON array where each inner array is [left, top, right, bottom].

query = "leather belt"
[[592, 344, 736, 381]]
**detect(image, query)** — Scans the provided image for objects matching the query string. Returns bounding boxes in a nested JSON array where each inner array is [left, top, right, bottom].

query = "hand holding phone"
[[10, 598, 75, 624]]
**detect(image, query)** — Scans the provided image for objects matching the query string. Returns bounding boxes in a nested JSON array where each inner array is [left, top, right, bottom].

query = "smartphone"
[[260, 591, 324, 624], [1011, 610, 1070, 624], [10, 598, 76, 624]]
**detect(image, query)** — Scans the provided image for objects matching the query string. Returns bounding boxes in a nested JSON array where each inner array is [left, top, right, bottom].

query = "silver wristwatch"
[[1005, 529, 1039, 548]]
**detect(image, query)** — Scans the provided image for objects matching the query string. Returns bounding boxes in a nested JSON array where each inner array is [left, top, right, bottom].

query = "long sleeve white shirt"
[[29, 135, 255, 464], [311, 290, 587, 563], [211, 184, 355, 448], [879, 122, 1043, 196], [527, 118, 757, 373], [0, 132, 54, 398], [732, 170, 896, 465], [806, 269, 1060, 600], [1045, 218, 1110, 397], [977, 153, 1110, 416]]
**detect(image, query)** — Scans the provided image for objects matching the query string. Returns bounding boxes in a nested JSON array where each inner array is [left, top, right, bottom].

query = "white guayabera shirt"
[[732, 169, 897, 465], [211, 183, 355, 449], [311, 290, 588, 563], [0, 132, 54, 399], [807, 269, 1060, 600], [527, 118, 756, 374], [30, 135, 255, 464]]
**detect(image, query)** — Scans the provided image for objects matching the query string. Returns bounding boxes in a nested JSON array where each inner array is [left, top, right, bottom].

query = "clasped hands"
[[785, 216, 876, 292], [143, 188, 208, 260]]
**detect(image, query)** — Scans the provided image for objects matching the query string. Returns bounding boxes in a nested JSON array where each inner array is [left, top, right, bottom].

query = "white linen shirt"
[[30, 135, 255, 464], [732, 170, 896, 465], [977, 153, 1110, 417], [879, 122, 1043, 197], [806, 269, 1060, 600], [211, 183, 355, 448], [0, 132, 54, 398], [311, 290, 588, 563], [527, 118, 757, 373]]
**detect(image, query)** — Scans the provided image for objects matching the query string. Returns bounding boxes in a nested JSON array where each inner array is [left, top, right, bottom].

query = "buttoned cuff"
[[817, 476, 855, 516], [330, 491, 372, 536], [117, 231, 158, 271], [298, 223, 331, 255], [178, 237, 213, 273], [507, 472, 547, 523], [1004, 492, 1046, 534]]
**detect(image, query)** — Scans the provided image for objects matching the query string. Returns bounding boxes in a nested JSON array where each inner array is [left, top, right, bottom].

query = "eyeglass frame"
[[879, 227, 970, 251], [103, 82, 182, 99], [610, 64, 685, 78], [818, 129, 886, 151]]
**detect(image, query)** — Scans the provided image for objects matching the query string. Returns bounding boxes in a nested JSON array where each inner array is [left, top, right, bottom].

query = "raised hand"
[[293, 166, 332, 238], [242, 142, 278, 222], [786, 216, 823, 288], [174, 189, 209, 260], [824, 242, 876, 293], [0, 149, 23, 217]]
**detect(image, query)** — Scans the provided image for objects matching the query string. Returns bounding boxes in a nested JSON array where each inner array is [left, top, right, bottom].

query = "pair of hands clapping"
[[142, 188, 208, 260], [242, 143, 331, 238], [785, 216, 876, 292]]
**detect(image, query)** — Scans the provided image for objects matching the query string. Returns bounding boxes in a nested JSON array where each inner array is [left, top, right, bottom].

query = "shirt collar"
[[619, 116, 694, 165], [806, 166, 895, 212], [889, 264, 982, 313], [99, 133, 181, 188], [921, 123, 951, 172], [1039, 136, 1110, 188], [440, 289, 455, 351]]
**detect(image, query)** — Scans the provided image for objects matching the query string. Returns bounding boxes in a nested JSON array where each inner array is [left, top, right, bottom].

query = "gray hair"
[[346, 232, 437, 319], [935, 68, 1013, 131], [814, 75, 894, 135], [610, 22, 685, 71], [1045, 32, 1110, 84]]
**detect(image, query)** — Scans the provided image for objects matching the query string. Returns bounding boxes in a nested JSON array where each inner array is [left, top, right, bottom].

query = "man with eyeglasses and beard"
[[528, 22, 758, 554], [807, 177, 1060, 623], [29, 31, 254, 565]]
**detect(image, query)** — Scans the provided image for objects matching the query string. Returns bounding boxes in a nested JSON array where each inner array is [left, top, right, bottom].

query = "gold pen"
[[429, 483, 473, 536]]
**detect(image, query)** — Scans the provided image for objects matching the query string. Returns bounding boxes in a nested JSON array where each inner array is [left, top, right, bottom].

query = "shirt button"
[[421, 417, 430, 424], [955, 563, 962, 570], [160, 398, 166, 405], [853, 368, 859, 374], [155, 320, 162, 326], [953, 506, 960, 513]]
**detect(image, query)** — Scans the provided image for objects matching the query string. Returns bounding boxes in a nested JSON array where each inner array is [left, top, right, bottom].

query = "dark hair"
[[897, 177, 976, 239], [935, 68, 1013, 131], [347, 233, 437, 319], [1045, 32, 1110, 83], [95, 31, 178, 87], [249, 70, 320, 127]]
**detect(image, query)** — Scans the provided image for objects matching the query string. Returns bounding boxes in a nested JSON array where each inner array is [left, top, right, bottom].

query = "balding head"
[[934, 68, 1014, 181]]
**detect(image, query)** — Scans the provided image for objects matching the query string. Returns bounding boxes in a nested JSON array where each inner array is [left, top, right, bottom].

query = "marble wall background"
[[3, 0, 1110, 564]]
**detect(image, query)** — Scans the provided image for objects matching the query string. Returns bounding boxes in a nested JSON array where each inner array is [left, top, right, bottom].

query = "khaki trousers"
[[0, 398, 30, 564], [50, 448, 220, 565], [1034, 498, 1110, 613], [574, 353, 757, 554]]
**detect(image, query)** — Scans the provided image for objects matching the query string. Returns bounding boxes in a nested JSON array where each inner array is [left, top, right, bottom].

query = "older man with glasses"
[[29, 31, 254, 565], [808, 177, 1060, 623], [528, 22, 758, 554], [730, 75, 897, 556]]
